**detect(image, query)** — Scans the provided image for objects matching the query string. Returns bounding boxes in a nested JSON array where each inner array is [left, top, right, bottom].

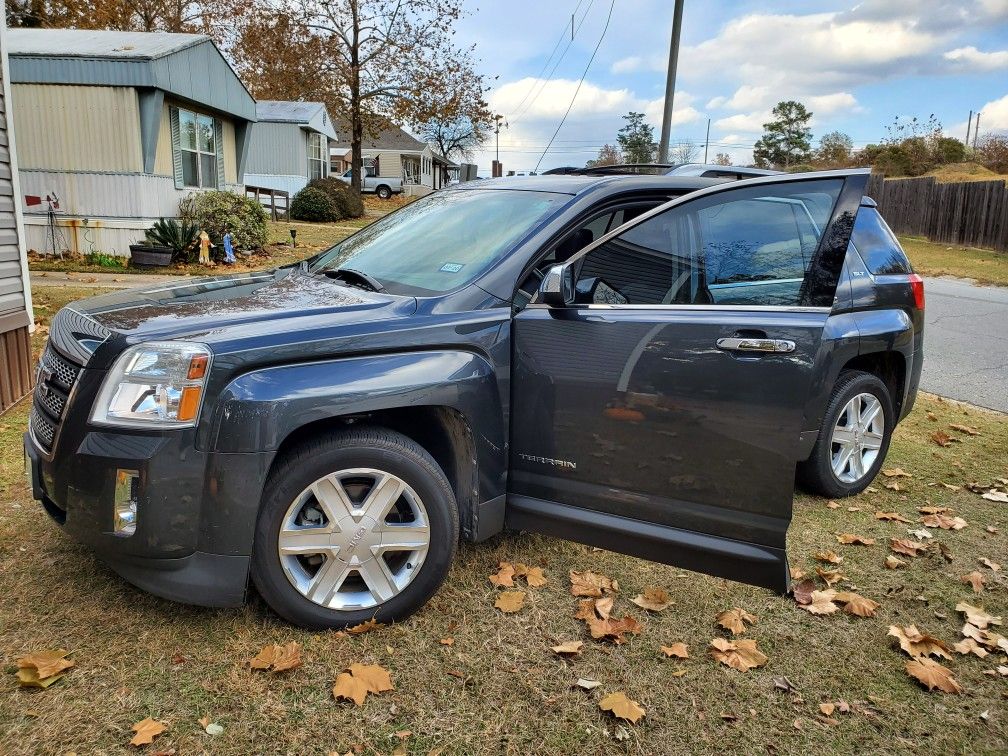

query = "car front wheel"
[[798, 370, 895, 498], [251, 427, 458, 629]]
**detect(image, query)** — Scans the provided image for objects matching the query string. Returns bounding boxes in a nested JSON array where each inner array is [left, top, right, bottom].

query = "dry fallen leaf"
[[792, 578, 816, 605], [814, 550, 843, 564], [953, 638, 989, 658], [905, 658, 963, 693], [489, 562, 516, 587], [979, 557, 1000, 572], [709, 638, 768, 671], [130, 718, 167, 747], [599, 691, 646, 723], [552, 640, 583, 656], [660, 642, 689, 659], [890, 538, 928, 557], [576, 678, 601, 690], [883, 468, 912, 478], [332, 663, 393, 706], [819, 702, 836, 717], [826, 500, 840, 509], [949, 423, 979, 435], [347, 618, 383, 635], [816, 567, 845, 587], [523, 566, 548, 587], [980, 490, 1008, 503], [439, 638, 454, 646], [921, 513, 967, 530], [834, 591, 880, 618], [249, 642, 301, 673], [631, 586, 673, 612], [494, 591, 526, 613], [800, 590, 839, 616], [884, 555, 906, 569], [930, 430, 954, 447], [836, 533, 875, 546], [15, 649, 75, 688], [875, 511, 911, 523], [961, 571, 986, 593], [717, 608, 757, 635], [888, 625, 952, 659], [955, 602, 1002, 629], [569, 570, 618, 597]]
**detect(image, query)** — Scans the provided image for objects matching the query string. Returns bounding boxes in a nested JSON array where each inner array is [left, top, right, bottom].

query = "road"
[[921, 277, 1008, 413]]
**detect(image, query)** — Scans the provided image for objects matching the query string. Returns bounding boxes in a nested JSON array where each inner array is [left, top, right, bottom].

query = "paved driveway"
[[921, 277, 1008, 412]]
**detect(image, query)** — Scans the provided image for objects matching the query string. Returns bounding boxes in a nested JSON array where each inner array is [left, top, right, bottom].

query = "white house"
[[244, 100, 338, 196], [330, 125, 456, 195]]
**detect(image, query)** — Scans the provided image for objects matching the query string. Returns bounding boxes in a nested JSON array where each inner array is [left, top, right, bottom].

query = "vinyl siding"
[[11, 83, 142, 172], [245, 121, 307, 177]]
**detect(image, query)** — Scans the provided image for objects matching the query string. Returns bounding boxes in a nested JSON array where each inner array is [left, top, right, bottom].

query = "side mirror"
[[539, 264, 574, 307]]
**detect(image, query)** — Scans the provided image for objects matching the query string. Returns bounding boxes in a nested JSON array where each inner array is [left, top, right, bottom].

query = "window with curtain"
[[176, 108, 219, 189], [308, 132, 327, 180]]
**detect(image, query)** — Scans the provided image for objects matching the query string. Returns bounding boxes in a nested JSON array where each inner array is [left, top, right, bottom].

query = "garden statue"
[[223, 229, 236, 265], [198, 229, 213, 266]]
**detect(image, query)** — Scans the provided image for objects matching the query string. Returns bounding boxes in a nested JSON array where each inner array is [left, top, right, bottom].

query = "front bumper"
[[25, 428, 273, 608]]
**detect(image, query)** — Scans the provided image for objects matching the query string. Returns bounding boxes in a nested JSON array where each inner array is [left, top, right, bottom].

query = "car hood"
[[57, 268, 417, 360]]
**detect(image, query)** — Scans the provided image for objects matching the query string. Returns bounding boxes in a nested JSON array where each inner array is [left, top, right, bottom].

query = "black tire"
[[376, 185, 392, 200], [797, 370, 895, 498], [251, 427, 458, 629]]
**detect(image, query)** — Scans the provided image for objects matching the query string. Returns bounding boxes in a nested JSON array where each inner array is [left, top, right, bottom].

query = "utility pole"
[[703, 118, 710, 163], [965, 110, 973, 147], [973, 112, 981, 149], [493, 114, 507, 178], [657, 0, 685, 164]]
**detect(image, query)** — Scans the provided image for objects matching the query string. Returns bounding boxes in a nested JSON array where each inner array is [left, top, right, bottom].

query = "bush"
[[307, 177, 365, 219], [179, 190, 268, 251], [976, 133, 1008, 174], [290, 186, 342, 222], [145, 217, 199, 262]]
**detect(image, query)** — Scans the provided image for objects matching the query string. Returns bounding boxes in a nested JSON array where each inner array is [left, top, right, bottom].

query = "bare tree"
[[586, 144, 622, 168], [713, 152, 732, 166], [669, 140, 699, 164]]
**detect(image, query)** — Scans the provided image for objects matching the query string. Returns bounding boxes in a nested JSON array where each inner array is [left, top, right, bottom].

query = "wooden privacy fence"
[[865, 173, 1008, 252]]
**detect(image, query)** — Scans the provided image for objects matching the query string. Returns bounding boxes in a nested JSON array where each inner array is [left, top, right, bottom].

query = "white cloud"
[[807, 92, 861, 115], [610, 56, 643, 74], [943, 46, 1008, 70], [491, 78, 635, 120], [973, 92, 1008, 131], [713, 111, 770, 134]]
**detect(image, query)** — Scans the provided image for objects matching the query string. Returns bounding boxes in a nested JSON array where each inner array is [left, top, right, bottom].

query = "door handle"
[[716, 337, 796, 353]]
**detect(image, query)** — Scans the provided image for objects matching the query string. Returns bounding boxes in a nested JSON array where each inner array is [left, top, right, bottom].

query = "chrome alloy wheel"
[[830, 392, 885, 483], [277, 468, 430, 610]]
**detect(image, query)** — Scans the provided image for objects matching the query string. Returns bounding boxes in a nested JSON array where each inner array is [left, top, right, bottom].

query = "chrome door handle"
[[716, 337, 796, 353]]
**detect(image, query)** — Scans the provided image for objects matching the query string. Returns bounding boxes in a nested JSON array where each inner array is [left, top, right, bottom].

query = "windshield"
[[313, 189, 568, 295]]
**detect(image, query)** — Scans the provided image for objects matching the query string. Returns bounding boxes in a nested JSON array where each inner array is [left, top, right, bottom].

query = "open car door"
[[507, 170, 868, 592]]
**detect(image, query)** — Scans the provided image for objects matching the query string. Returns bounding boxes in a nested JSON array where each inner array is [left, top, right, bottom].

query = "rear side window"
[[852, 208, 910, 275]]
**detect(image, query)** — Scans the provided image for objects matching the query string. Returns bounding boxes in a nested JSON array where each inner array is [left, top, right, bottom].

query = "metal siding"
[[245, 122, 306, 177], [11, 83, 142, 171], [0, 24, 29, 326], [222, 119, 238, 185]]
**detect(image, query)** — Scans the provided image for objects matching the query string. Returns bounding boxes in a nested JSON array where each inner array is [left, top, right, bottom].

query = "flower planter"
[[129, 244, 173, 267]]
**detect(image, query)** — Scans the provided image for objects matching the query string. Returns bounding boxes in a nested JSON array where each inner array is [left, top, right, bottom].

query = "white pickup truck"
[[336, 168, 402, 199]]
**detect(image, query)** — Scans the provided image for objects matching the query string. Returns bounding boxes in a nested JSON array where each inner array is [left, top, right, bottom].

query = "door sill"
[[506, 495, 789, 593]]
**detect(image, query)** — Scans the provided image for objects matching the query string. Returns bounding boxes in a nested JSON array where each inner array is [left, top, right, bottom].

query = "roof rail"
[[581, 163, 677, 175]]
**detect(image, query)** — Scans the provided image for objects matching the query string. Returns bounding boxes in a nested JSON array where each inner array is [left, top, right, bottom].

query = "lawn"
[[900, 236, 1008, 287], [0, 285, 1005, 754]]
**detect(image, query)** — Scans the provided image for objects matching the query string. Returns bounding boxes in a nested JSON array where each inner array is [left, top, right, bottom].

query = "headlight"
[[91, 342, 212, 428]]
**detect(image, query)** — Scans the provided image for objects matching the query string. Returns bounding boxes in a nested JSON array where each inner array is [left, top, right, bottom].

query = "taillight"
[[909, 273, 925, 310]]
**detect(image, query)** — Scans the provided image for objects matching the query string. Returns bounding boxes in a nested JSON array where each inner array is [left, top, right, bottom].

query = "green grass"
[[898, 235, 1008, 287], [1, 287, 1006, 755]]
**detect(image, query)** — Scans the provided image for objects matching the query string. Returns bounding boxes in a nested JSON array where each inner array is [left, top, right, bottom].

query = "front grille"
[[30, 342, 84, 452]]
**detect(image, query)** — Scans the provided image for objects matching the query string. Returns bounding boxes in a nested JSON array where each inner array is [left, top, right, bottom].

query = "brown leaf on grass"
[[494, 591, 526, 613], [981, 490, 1008, 503], [956, 601, 1003, 629], [836, 533, 875, 546], [834, 592, 880, 617], [489, 562, 516, 587], [15, 649, 74, 687], [921, 513, 967, 530], [875, 511, 911, 523], [130, 718, 167, 747], [890, 538, 928, 557], [885, 555, 907, 569], [631, 586, 673, 612], [523, 566, 548, 587], [884, 480, 902, 491], [569, 570, 618, 597], [961, 571, 986, 593], [660, 642, 689, 658], [819, 702, 836, 717], [919, 505, 951, 514], [799, 590, 839, 615], [717, 608, 757, 635], [980, 557, 1000, 572], [816, 567, 845, 586], [931, 430, 954, 447], [949, 423, 980, 435], [594, 595, 615, 619], [552, 640, 583, 656], [888, 625, 952, 659], [905, 658, 963, 693], [598, 691, 646, 723], [814, 550, 843, 564], [790, 565, 807, 579], [587, 614, 642, 644], [792, 578, 816, 605], [439, 638, 454, 646], [332, 663, 394, 706], [249, 642, 301, 673], [953, 638, 989, 658], [882, 468, 913, 478], [347, 618, 383, 635], [708, 638, 768, 671], [826, 500, 840, 509]]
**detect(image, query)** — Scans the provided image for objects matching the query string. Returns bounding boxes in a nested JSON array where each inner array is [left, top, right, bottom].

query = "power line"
[[533, 0, 616, 173], [507, 0, 586, 118]]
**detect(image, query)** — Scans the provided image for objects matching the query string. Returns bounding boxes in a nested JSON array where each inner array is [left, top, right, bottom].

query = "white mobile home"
[[244, 101, 337, 196], [8, 29, 256, 256]]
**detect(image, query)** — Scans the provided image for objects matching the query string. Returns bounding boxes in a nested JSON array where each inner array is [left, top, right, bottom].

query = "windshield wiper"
[[322, 267, 386, 292]]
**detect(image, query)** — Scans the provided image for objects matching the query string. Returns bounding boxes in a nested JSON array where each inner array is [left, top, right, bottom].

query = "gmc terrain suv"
[[25, 169, 924, 629]]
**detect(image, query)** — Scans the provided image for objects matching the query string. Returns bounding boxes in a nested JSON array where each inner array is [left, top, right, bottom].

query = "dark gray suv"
[[25, 168, 923, 629]]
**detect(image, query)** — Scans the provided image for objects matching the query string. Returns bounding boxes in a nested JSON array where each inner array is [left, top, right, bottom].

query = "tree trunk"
[[349, 0, 363, 194]]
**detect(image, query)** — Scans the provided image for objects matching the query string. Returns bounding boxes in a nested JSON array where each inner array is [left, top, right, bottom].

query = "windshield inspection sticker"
[[439, 262, 465, 273]]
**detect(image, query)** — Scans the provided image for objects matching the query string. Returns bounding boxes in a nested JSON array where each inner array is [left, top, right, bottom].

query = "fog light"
[[113, 469, 139, 537]]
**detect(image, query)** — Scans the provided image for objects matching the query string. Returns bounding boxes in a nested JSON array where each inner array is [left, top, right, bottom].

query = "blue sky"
[[455, 0, 1008, 173]]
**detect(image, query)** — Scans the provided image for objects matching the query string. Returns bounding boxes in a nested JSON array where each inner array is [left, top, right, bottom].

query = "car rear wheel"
[[376, 185, 392, 200], [251, 427, 458, 629], [797, 370, 894, 498]]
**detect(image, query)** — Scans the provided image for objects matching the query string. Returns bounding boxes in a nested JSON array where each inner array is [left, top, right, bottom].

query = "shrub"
[[84, 251, 126, 269], [290, 186, 342, 222], [145, 217, 200, 262], [179, 190, 268, 251], [976, 133, 1008, 175], [307, 177, 365, 219]]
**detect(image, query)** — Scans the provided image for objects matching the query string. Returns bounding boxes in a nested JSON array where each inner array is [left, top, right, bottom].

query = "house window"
[[177, 108, 219, 188], [403, 157, 419, 184], [308, 132, 327, 180]]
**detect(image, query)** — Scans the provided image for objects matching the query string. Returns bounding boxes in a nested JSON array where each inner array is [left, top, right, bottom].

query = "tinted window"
[[851, 208, 910, 275], [574, 179, 843, 306], [314, 189, 567, 295]]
